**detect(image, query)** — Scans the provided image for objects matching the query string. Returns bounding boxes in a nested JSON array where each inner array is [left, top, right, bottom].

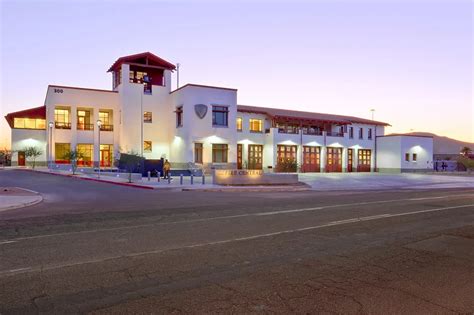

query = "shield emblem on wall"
[[194, 104, 208, 119]]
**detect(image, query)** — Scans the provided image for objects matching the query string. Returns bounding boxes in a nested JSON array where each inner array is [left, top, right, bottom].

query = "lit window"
[[176, 106, 183, 127], [77, 110, 92, 130], [195, 143, 203, 164], [55, 108, 71, 129], [144, 141, 152, 152], [99, 111, 113, 131], [13, 118, 46, 130], [236, 117, 242, 131], [212, 144, 228, 163], [249, 119, 263, 132], [144, 111, 152, 123], [76, 144, 93, 166], [212, 106, 228, 127], [55, 143, 71, 163], [412, 153, 417, 161], [405, 153, 410, 161]]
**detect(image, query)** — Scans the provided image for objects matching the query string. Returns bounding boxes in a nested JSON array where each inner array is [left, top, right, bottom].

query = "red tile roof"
[[5, 106, 46, 128], [107, 52, 176, 72], [237, 105, 390, 126]]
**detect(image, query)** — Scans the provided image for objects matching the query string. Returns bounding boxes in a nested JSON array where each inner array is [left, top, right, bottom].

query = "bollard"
[[157, 172, 160, 182], [190, 174, 194, 185], [180, 174, 183, 185], [202, 174, 205, 185], [147, 171, 151, 181], [168, 175, 171, 184]]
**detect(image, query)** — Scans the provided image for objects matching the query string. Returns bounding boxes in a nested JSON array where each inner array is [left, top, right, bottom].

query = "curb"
[[0, 192, 43, 212], [18, 169, 154, 190]]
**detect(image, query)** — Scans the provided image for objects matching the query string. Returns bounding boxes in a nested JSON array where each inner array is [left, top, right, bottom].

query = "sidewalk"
[[0, 187, 43, 212], [19, 168, 310, 192]]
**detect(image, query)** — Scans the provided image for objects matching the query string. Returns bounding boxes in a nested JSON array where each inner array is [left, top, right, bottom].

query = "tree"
[[458, 156, 474, 173], [0, 148, 12, 167], [460, 146, 472, 157], [62, 150, 85, 175], [23, 146, 42, 169], [118, 151, 144, 183]]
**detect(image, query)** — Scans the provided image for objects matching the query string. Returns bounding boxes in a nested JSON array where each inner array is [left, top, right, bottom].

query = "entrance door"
[[302, 146, 320, 172], [347, 149, 353, 172], [326, 147, 342, 172], [100, 150, 110, 167], [357, 149, 371, 172], [237, 144, 243, 169], [248, 145, 263, 170], [18, 151, 26, 166]]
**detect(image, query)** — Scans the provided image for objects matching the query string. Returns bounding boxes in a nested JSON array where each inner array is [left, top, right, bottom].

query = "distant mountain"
[[388, 132, 474, 155]]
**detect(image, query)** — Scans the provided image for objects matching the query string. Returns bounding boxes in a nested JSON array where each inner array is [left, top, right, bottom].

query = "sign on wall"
[[194, 104, 208, 119]]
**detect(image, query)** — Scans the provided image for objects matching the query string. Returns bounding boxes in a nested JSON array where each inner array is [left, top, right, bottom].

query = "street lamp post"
[[97, 120, 102, 178], [48, 121, 54, 170]]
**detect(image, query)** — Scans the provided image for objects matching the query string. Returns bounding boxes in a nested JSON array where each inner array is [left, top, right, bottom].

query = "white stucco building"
[[5, 52, 433, 173]]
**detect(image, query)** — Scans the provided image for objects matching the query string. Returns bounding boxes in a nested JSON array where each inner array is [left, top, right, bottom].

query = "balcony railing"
[[327, 131, 344, 137], [55, 122, 71, 129], [99, 124, 114, 131], [303, 129, 323, 136], [77, 123, 94, 131], [278, 128, 299, 134]]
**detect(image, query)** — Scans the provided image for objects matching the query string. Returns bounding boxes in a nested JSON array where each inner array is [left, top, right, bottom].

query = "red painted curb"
[[17, 169, 154, 190]]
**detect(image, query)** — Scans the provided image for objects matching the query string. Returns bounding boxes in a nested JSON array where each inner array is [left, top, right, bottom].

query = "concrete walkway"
[[8, 167, 474, 192], [299, 172, 474, 191], [0, 187, 43, 212]]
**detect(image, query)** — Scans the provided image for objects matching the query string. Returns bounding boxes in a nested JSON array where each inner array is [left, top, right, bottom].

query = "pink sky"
[[1, 1, 472, 149]]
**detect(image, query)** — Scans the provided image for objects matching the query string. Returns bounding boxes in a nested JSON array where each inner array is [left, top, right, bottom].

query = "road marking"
[[8, 267, 32, 273], [1, 203, 473, 277], [0, 240, 17, 245], [1, 193, 473, 244]]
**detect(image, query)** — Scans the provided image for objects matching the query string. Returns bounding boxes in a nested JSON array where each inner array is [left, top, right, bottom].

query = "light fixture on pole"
[[370, 109, 375, 120], [97, 119, 102, 178], [48, 121, 54, 170]]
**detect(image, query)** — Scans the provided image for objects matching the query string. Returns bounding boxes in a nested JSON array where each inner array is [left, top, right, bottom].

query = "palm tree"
[[460, 146, 472, 157]]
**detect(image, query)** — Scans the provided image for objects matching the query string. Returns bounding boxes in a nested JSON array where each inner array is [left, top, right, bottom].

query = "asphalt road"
[[0, 169, 473, 314]]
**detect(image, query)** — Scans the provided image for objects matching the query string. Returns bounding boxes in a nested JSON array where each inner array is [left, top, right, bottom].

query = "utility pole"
[[370, 109, 375, 120]]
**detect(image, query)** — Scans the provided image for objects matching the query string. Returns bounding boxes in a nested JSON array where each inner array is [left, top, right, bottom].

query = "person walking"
[[163, 159, 171, 179]]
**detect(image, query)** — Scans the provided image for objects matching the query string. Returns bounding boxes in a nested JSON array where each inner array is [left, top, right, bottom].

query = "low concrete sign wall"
[[213, 169, 299, 186]]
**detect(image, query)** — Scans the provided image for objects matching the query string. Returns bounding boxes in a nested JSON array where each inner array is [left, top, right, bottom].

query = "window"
[[212, 144, 228, 163], [368, 128, 373, 140], [349, 127, 354, 139], [195, 143, 203, 164], [359, 128, 363, 139], [249, 119, 263, 132], [236, 117, 243, 131], [99, 111, 113, 131], [144, 141, 152, 152], [77, 110, 93, 130], [277, 145, 297, 163], [405, 153, 410, 161], [76, 144, 93, 166], [13, 118, 46, 130], [212, 106, 228, 127], [55, 143, 70, 163], [54, 108, 71, 129], [412, 153, 417, 161], [176, 106, 183, 127], [144, 111, 152, 123]]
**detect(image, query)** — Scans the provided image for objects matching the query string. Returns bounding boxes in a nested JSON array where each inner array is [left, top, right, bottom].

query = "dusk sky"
[[1, 0, 472, 148]]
